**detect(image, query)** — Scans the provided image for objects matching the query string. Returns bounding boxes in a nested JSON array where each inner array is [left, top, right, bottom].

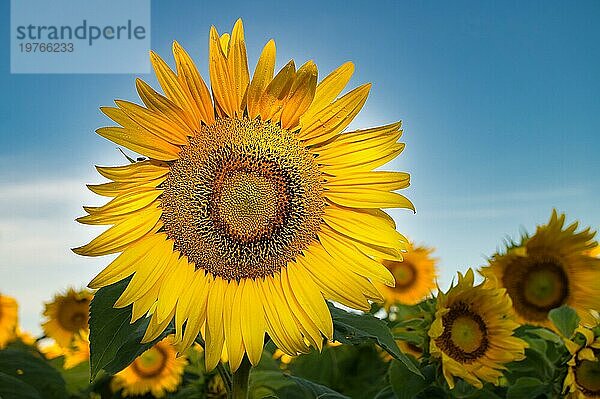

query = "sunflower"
[[563, 326, 600, 398], [42, 288, 93, 347], [63, 331, 91, 369], [111, 337, 187, 398], [480, 210, 600, 328], [379, 241, 436, 305], [74, 19, 412, 370], [0, 294, 18, 348], [428, 269, 527, 389]]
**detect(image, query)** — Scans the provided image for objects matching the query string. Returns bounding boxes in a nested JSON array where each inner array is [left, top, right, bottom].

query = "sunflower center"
[[391, 261, 417, 288], [57, 301, 89, 332], [435, 302, 489, 363], [160, 118, 324, 280], [131, 346, 168, 379], [575, 359, 600, 396], [503, 256, 569, 321]]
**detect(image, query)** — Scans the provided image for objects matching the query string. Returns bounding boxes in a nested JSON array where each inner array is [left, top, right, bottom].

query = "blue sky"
[[1, 0, 599, 333]]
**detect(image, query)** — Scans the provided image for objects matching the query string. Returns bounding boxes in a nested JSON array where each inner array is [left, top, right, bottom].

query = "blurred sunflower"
[[42, 288, 93, 347], [481, 211, 600, 328], [396, 339, 423, 360], [563, 326, 600, 398], [429, 269, 527, 389], [63, 331, 91, 369], [0, 294, 18, 348], [74, 19, 412, 370], [111, 337, 187, 398], [379, 241, 437, 305]]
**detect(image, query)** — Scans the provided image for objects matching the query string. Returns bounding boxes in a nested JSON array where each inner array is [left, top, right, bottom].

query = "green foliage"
[[0, 349, 67, 399], [88, 277, 174, 379], [548, 305, 580, 338], [328, 303, 421, 376]]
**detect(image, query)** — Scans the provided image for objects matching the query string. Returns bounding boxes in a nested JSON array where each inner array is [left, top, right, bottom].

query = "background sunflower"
[[42, 288, 93, 348], [429, 269, 527, 389], [481, 210, 600, 328]]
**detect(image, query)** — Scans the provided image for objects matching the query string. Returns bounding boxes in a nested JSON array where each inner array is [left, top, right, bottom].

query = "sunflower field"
[[2, 15, 600, 399]]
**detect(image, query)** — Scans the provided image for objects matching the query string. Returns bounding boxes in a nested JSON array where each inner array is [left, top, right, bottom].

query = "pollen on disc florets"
[[160, 118, 325, 280], [435, 302, 489, 363]]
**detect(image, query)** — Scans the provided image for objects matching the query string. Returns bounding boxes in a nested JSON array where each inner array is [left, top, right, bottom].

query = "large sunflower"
[[42, 288, 93, 347], [480, 210, 600, 328], [379, 241, 437, 305], [0, 293, 18, 348], [563, 326, 600, 398], [111, 337, 187, 398], [74, 19, 412, 370], [429, 269, 527, 389]]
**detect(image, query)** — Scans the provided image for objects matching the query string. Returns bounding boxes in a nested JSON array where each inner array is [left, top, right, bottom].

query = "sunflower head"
[[111, 337, 187, 398], [0, 294, 18, 349], [42, 288, 93, 348], [564, 325, 600, 398], [74, 18, 413, 371], [481, 210, 600, 328], [379, 241, 437, 306], [429, 269, 527, 389]]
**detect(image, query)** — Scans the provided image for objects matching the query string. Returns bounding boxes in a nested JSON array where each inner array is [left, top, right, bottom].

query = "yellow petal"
[[205, 277, 227, 371], [279, 267, 324, 350], [131, 278, 161, 322], [257, 275, 308, 355], [114, 100, 190, 145], [172, 41, 215, 125], [318, 226, 395, 286], [86, 175, 167, 198], [220, 33, 230, 55], [96, 126, 180, 161], [258, 60, 296, 122], [73, 206, 162, 256], [298, 83, 371, 146], [83, 189, 161, 217], [155, 255, 193, 324], [241, 279, 266, 366], [247, 40, 276, 119], [114, 237, 173, 307], [180, 271, 210, 350], [281, 61, 318, 130], [302, 61, 354, 123], [135, 78, 198, 133], [224, 280, 245, 371], [87, 234, 166, 289], [149, 51, 200, 130], [227, 19, 250, 115], [209, 26, 236, 117], [323, 206, 405, 248], [286, 264, 333, 338], [321, 143, 405, 175], [142, 306, 175, 343], [175, 269, 209, 343], [325, 171, 410, 192], [95, 161, 169, 182], [325, 189, 415, 210]]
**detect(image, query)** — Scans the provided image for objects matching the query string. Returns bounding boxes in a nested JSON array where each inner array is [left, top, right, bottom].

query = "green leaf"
[[89, 278, 174, 379], [373, 385, 395, 399], [389, 360, 431, 399], [548, 306, 580, 338], [286, 375, 350, 398], [328, 304, 421, 377], [0, 349, 67, 399], [0, 372, 42, 399], [506, 377, 548, 399]]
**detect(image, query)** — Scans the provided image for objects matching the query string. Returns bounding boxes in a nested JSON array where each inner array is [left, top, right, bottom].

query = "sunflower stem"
[[231, 356, 251, 399]]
